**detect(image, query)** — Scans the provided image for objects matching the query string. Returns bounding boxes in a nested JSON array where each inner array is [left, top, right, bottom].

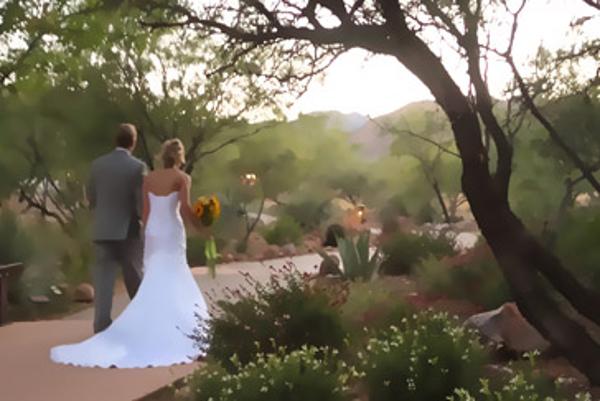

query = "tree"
[[141, 0, 600, 382], [0, 1, 279, 231]]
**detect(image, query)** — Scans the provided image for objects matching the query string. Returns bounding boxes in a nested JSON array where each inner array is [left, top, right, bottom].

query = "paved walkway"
[[0, 255, 322, 401]]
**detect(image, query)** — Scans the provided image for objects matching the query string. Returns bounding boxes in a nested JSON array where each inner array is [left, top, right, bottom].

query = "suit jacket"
[[87, 148, 147, 241]]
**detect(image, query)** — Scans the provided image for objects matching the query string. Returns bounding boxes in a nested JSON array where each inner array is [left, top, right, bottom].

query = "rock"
[[261, 245, 281, 260], [282, 244, 297, 257], [29, 295, 50, 304], [465, 302, 550, 353], [318, 253, 341, 276], [221, 253, 235, 263], [245, 232, 269, 259], [73, 283, 95, 303]]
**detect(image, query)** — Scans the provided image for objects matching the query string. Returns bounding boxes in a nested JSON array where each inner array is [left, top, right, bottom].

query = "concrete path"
[[0, 254, 322, 401]]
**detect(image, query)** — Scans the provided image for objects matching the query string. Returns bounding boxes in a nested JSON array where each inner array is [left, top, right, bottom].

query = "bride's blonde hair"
[[159, 138, 186, 168]]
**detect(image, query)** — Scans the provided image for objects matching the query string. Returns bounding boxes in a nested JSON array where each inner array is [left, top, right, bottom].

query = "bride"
[[51, 139, 209, 368]]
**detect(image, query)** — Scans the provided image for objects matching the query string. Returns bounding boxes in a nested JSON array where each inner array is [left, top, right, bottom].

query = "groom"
[[87, 123, 147, 333]]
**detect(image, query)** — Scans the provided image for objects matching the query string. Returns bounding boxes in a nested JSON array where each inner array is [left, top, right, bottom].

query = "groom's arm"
[[133, 162, 148, 219], [86, 168, 97, 210]]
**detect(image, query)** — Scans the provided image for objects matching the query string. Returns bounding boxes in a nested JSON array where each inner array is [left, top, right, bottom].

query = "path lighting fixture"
[[241, 173, 257, 186], [357, 204, 366, 223]]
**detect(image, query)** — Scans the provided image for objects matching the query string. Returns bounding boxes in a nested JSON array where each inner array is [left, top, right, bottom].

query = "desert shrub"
[[283, 199, 330, 231], [380, 231, 454, 276], [359, 311, 486, 401], [187, 236, 207, 266], [194, 266, 346, 370], [450, 369, 582, 401], [0, 209, 35, 265], [340, 280, 413, 342], [188, 347, 349, 401], [416, 256, 511, 309], [263, 215, 303, 246], [555, 207, 600, 290], [323, 224, 346, 247]]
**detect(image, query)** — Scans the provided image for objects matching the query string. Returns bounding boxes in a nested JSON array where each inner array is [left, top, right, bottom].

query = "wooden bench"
[[0, 263, 24, 326]]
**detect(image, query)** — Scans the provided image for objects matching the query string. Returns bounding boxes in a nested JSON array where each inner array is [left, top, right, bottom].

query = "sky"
[[287, 0, 599, 119]]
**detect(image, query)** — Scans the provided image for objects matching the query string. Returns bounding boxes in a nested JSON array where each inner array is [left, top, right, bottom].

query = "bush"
[[380, 232, 454, 276], [263, 215, 303, 246], [323, 224, 346, 247], [555, 207, 600, 290], [450, 371, 582, 401], [194, 266, 347, 370], [188, 347, 349, 401], [359, 311, 486, 401], [416, 256, 511, 309], [283, 199, 330, 232], [0, 209, 35, 266], [340, 280, 413, 342], [187, 236, 207, 267]]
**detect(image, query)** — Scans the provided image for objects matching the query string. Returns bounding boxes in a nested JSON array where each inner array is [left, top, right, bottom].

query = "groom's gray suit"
[[87, 147, 147, 333]]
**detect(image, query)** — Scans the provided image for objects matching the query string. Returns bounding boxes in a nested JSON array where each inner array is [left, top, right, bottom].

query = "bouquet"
[[193, 195, 221, 278]]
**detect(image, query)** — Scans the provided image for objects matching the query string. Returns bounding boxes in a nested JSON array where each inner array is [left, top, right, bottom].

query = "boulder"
[[245, 232, 269, 259], [261, 245, 281, 261], [318, 253, 341, 276], [221, 253, 235, 263], [281, 244, 297, 257], [465, 302, 550, 353], [73, 283, 95, 303]]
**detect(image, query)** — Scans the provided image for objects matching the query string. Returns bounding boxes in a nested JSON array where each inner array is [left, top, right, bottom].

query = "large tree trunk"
[[380, 18, 600, 383]]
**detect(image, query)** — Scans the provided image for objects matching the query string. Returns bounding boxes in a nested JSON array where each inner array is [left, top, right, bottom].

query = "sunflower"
[[193, 195, 221, 226]]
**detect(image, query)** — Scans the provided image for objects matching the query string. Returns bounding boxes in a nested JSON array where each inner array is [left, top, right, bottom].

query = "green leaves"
[[335, 231, 381, 281]]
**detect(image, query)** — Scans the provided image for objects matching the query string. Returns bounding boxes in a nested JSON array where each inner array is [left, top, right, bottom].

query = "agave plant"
[[324, 231, 381, 281]]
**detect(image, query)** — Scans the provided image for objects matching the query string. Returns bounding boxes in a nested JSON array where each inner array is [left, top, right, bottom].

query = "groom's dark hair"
[[116, 123, 137, 149]]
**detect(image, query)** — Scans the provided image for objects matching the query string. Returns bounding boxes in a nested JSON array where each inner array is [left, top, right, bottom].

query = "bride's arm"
[[179, 174, 209, 237], [142, 177, 150, 227]]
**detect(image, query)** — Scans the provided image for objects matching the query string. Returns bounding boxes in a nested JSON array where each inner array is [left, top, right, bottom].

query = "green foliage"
[[263, 215, 303, 246], [0, 209, 35, 265], [335, 231, 381, 281], [450, 369, 580, 401], [195, 266, 346, 370], [360, 311, 486, 401], [380, 232, 454, 276], [283, 198, 331, 232], [188, 347, 349, 401], [340, 280, 414, 341], [555, 207, 600, 290], [416, 255, 511, 309], [187, 236, 208, 267]]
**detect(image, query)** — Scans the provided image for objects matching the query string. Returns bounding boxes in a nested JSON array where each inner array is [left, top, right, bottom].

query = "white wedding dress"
[[50, 192, 208, 368]]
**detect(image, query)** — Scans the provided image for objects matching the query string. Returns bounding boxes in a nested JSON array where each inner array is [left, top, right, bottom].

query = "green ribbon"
[[204, 236, 219, 278]]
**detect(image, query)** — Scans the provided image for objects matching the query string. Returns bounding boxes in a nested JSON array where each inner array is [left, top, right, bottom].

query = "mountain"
[[348, 100, 441, 160], [304, 101, 444, 160]]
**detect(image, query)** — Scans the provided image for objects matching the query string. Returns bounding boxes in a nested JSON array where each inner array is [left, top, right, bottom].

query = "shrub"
[[187, 236, 207, 267], [188, 347, 350, 401], [555, 207, 600, 290], [263, 215, 303, 246], [194, 266, 347, 370], [416, 256, 511, 309], [323, 224, 346, 247], [335, 231, 382, 281], [0, 209, 35, 266], [359, 311, 486, 401], [284, 199, 331, 232], [450, 370, 582, 401], [380, 231, 454, 276], [340, 280, 413, 342]]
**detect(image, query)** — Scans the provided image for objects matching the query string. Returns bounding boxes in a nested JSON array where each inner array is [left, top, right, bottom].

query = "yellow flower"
[[210, 195, 221, 219], [193, 199, 204, 218]]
